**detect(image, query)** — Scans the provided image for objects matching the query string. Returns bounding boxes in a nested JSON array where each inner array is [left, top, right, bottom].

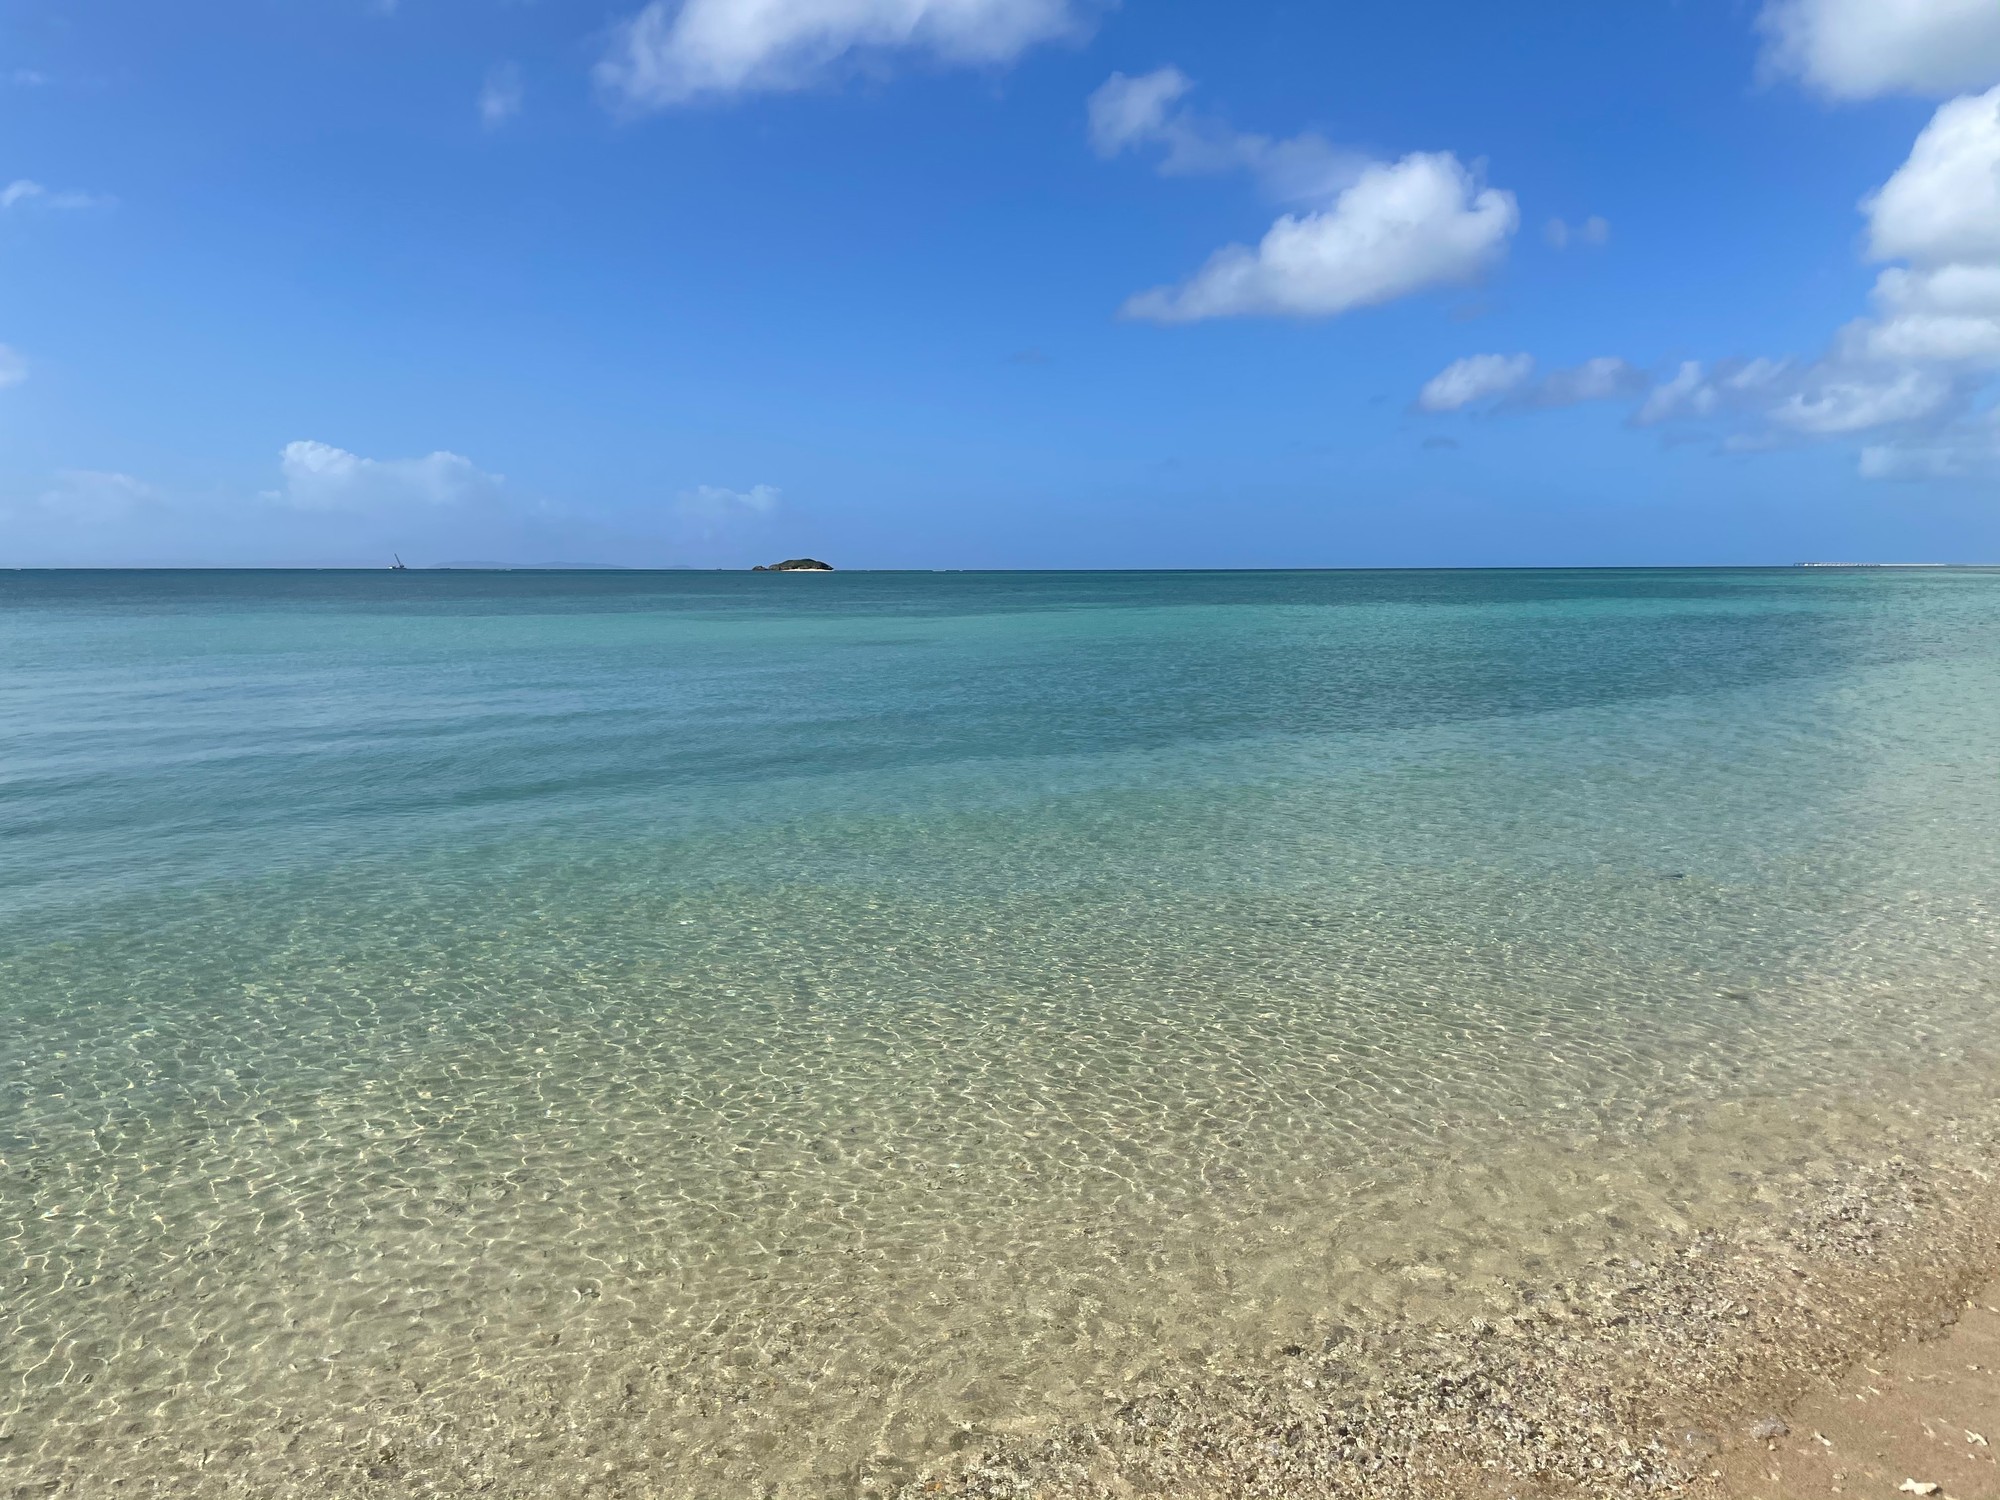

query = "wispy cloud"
[[1861, 406, 2000, 477], [1417, 353, 1645, 413], [0, 440, 623, 567], [1088, 67, 1363, 205], [266, 440, 504, 512], [1, 179, 114, 212], [597, 0, 1089, 110], [480, 63, 524, 128], [678, 482, 778, 517], [31, 469, 163, 522], [1417, 353, 1534, 412], [1544, 215, 1610, 250]]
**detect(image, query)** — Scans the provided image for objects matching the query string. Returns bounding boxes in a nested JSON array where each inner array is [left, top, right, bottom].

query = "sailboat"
[[391, 554, 408, 571]]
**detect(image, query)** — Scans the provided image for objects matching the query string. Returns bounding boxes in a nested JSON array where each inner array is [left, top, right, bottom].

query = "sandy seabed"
[[10, 1070, 2000, 1500]]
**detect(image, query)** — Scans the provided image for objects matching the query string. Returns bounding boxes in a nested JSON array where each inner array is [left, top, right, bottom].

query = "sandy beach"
[[1718, 1285, 2000, 1500], [897, 1110, 2000, 1500]]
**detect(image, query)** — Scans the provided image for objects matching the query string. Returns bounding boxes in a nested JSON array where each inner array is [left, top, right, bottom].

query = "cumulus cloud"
[[480, 63, 524, 127], [1410, 10, 2000, 476], [1865, 88, 2000, 266], [1853, 263, 2000, 362], [1123, 151, 1517, 324], [1760, 0, 2000, 99], [1521, 84, 2000, 474], [269, 440, 502, 512], [1417, 353, 1534, 412], [1095, 71, 1518, 325], [1088, 67, 1363, 204], [1748, 88, 2000, 440], [597, 0, 1086, 109]]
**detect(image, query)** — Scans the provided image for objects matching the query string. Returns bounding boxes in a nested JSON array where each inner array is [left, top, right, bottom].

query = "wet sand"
[[1718, 1285, 2000, 1500], [896, 1122, 2000, 1500]]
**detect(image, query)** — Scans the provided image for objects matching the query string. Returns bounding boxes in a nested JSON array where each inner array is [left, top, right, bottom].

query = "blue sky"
[[4, 0, 2000, 567]]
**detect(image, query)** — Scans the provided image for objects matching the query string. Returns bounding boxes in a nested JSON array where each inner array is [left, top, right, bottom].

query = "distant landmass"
[[752, 558, 834, 572]]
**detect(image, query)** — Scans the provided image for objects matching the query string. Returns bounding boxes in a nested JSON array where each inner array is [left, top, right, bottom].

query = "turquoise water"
[[5, 567, 2000, 1496]]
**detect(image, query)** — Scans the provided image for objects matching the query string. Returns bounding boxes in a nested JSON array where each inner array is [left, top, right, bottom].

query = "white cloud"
[[1123, 151, 1518, 324], [1638, 358, 1798, 425], [0, 178, 111, 211], [1769, 365, 1953, 432], [1088, 66, 1191, 156], [1633, 360, 1705, 425], [1543, 215, 1610, 250], [1587, 85, 2000, 470], [1418, 353, 1646, 413], [269, 440, 502, 512], [1628, 355, 1955, 436], [0, 344, 25, 387], [1859, 411, 2000, 477], [1530, 355, 1646, 406], [675, 483, 781, 543], [30, 469, 162, 522], [1760, 0, 2000, 99], [1847, 262, 2000, 362], [480, 63, 524, 127], [1095, 71, 1516, 324], [1544, 216, 1608, 251], [1088, 67, 1362, 204], [597, 0, 1086, 109], [1417, 353, 1533, 412], [1865, 87, 2000, 266], [1449, 12, 2000, 475], [1833, 89, 2000, 373]]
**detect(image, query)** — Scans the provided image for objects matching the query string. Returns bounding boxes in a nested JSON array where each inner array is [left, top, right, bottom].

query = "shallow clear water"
[[4, 567, 2000, 1495]]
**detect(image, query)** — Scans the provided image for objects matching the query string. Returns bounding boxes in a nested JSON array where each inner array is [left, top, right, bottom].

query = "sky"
[[4, 0, 2000, 568]]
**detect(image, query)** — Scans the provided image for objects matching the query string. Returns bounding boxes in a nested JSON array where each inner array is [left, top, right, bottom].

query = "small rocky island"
[[752, 558, 833, 572]]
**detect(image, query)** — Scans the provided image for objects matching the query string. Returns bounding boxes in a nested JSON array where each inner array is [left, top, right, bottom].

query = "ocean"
[[5, 567, 2000, 1495]]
